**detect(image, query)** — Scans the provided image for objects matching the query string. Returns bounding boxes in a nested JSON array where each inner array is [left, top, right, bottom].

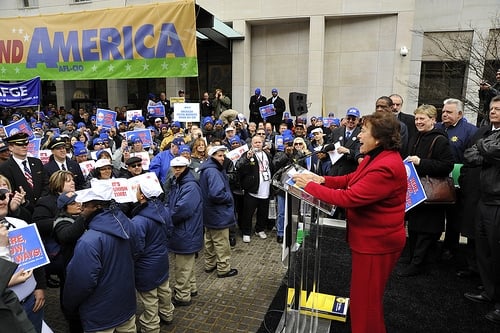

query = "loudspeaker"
[[289, 92, 308, 116]]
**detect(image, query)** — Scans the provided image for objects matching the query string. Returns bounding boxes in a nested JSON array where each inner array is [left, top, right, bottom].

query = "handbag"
[[419, 136, 456, 204], [420, 176, 456, 204]]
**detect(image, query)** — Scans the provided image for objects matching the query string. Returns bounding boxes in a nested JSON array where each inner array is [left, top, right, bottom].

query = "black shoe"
[[204, 266, 216, 273], [485, 309, 500, 324], [277, 236, 283, 244], [46, 277, 60, 288], [441, 249, 454, 261], [464, 292, 492, 304], [171, 298, 192, 307], [229, 237, 236, 247], [456, 269, 479, 279], [159, 317, 173, 325], [217, 268, 238, 278], [398, 264, 423, 277]]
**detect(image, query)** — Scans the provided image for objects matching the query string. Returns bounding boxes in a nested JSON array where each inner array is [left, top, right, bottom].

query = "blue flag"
[[404, 160, 427, 211], [0, 77, 40, 107]]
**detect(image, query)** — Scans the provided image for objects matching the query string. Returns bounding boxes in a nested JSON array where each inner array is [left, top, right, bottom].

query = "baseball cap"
[[57, 192, 78, 209], [208, 145, 228, 156], [172, 138, 184, 146], [346, 107, 360, 118], [170, 156, 190, 167], [255, 88, 261, 95], [272, 88, 278, 93]]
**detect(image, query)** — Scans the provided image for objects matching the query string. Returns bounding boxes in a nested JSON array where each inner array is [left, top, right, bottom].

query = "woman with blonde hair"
[[190, 137, 208, 175], [400, 104, 454, 277]]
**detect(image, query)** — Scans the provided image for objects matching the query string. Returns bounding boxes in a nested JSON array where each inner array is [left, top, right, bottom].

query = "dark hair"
[[362, 112, 400, 151], [377, 96, 394, 107]]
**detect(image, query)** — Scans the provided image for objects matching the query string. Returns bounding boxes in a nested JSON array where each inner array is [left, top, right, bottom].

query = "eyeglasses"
[[294, 143, 303, 146], [99, 166, 112, 171], [257, 132, 266, 135], [346, 116, 357, 121], [129, 163, 142, 168], [0, 192, 11, 200]]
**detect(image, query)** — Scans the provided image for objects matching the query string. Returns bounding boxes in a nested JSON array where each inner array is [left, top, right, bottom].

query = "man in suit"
[[44, 136, 85, 190], [0, 132, 49, 214], [266, 88, 286, 132], [248, 88, 267, 124], [326, 107, 362, 219], [390, 93, 417, 143]]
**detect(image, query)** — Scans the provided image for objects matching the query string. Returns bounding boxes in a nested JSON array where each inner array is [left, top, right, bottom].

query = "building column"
[[55, 81, 75, 110], [232, 20, 250, 117], [107, 79, 128, 109], [307, 16, 325, 116]]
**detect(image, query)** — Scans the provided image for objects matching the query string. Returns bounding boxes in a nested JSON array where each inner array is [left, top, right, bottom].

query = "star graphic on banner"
[[0, 67, 6, 74], [108, 64, 115, 72], [125, 63, 132, 71], [23, 33, 30, 42], [18, 28, 24, 34], [14, 67, 20, 74], [181, 62, 188, 70], [12, 28, 16, 34], [91, 64, 98, 72], [142, 62, 150, 71], [161, 62, 168, 70]]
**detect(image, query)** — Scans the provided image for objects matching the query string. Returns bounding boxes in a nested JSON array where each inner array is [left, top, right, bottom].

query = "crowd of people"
[[0, 83, 500, 333]]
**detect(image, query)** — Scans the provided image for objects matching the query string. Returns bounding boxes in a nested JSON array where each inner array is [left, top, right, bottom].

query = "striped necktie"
[[22, 161, 33, 188]]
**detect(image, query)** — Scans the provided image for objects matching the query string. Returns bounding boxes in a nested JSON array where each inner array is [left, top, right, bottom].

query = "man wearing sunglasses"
[[0, 132, 49, 213], [123, 156, 145, 178]]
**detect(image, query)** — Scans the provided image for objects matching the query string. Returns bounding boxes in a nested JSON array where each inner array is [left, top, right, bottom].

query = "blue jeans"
[[22, 292, 44, 333], [277, 193, 285, 237]]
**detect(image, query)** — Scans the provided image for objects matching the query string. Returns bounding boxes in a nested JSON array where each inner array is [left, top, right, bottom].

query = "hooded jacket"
[[199, 157, 236, 229], [167, 169, 203, 254], [131, 199, 172, 292], [63, 207, 136, 332]]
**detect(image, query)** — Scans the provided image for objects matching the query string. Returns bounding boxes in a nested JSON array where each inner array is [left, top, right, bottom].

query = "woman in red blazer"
[[293, 112, 407, 333]]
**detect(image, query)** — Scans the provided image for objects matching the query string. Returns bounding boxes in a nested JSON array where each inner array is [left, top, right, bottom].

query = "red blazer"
[[305, 150, 406, 254]]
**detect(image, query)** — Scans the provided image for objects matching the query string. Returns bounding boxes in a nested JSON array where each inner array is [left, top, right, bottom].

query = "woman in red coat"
[[293, 112, 407, 333]]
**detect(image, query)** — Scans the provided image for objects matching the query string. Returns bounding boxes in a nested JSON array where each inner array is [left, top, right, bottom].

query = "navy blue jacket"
[[131, 200, 172, 292], [167, 169, 203, 254], [63, 207, 136, 332], [199, 157, 235, 229], [436, 118, 478, 163]]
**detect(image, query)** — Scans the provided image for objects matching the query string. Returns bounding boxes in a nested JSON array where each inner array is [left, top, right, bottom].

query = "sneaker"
[[255, 231, 267, 239], [243, 235, 251, 243]]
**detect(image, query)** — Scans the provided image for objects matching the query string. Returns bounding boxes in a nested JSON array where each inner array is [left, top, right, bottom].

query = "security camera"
[[400, 46, 409, 57]]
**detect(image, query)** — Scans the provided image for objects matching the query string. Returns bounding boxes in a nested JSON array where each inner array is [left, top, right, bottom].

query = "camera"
[[400, 46, 408, 57]]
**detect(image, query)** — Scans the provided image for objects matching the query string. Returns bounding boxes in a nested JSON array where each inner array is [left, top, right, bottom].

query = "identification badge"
[[262, 171, 270, 181]]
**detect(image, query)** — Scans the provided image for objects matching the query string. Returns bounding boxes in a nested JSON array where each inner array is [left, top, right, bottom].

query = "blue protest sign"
[[96, 108, 117, 129], [147, 102, 165, 118], [125, 129, 153, 148], [8, 224, 50, 271], [0, 77, 40, 107], [4, 118, 34, 140], [259, 104, 276, 120], [404, 160, 427, 212]]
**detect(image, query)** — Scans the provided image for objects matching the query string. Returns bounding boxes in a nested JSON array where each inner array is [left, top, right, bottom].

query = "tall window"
[[418, 61, 467, 109]]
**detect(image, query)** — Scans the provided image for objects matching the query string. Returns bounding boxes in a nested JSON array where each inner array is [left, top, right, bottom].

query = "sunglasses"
[[347, 116, 357, 121], [294, 143, 303, 146], [14, 142, 29, 147], [0, 192, 11, 201], [129, 163, 142, 168], [256, 132, 266, 135]]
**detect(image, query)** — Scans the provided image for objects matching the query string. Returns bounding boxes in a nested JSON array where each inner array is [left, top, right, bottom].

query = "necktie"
[[346, 131, 351, 139], [61, 163, 66, 171], [22, 161, 33, 188]]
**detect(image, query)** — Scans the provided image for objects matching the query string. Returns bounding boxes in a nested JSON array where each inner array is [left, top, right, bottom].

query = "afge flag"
[[0, 77, 40, 107]]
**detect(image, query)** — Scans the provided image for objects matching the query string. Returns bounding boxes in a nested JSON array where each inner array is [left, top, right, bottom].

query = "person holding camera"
[[212, 88, 231, 119], [479, 69, 500, 126]]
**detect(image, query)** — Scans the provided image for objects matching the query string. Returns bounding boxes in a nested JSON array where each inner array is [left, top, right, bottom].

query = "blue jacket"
[[63, 207, 136, 332], [149, 149, 176, 183], [199, 157, 236, 229], [131, 199, 173, 292], [436, 118, 478, 163], [167, 170, 204, 254]]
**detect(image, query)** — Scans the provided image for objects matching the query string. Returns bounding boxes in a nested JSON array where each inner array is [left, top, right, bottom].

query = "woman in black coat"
[[400, 104, 454, 277]]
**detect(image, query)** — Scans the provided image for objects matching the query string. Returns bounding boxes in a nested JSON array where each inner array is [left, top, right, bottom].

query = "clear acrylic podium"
[[273, 165, 348, 333]]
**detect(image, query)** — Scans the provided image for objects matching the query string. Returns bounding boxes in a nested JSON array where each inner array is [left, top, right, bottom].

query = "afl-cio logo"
[[97, 112, 105, 122]]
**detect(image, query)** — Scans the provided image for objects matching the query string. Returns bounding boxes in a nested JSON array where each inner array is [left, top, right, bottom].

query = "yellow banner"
[[0, 1, 198, 80]]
